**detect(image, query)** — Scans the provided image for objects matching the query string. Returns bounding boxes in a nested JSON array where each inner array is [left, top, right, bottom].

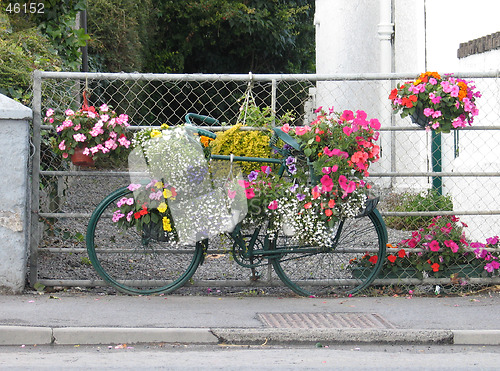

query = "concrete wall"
[[0, 94, 31, 293]]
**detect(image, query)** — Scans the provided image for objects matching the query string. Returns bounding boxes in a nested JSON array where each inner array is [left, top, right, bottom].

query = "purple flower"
[[296, 193, 306, 201], [286, 156, 296, 166], [290, 184, 299, 192], [288, 164, 297, 174], [248, 171, 259, 181]]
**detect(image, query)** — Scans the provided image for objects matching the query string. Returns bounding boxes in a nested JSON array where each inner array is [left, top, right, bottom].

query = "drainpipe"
[[378, 0, 394, 74], [377, 0, 395, 187]]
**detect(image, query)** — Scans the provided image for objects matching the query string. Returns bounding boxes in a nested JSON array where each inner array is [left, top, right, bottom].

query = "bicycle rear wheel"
[[86, 187, 204, 295], [271, 209, 387, 297]]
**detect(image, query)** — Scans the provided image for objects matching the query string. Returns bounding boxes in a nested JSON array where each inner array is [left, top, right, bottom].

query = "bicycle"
[[86, 113, 388, 297]]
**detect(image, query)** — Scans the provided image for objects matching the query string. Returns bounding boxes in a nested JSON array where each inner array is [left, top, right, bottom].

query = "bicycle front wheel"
[[272, 209, 387, 297], [86, 187, 204, 295]]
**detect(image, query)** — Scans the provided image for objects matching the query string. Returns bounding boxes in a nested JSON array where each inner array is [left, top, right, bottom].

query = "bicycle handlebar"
[[185, 113, 220, 126]]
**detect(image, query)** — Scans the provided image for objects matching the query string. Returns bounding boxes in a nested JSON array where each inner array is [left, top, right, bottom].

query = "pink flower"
[[58, 140, 66, 150], [117, 114, 129, 125], [429, 240, 440, 252], [340, 110, 354, 121], [245, 188, 255, 199], [320, 175, 334, 192], [295, 126, 311, 136], [45, 108, 54, 117], [338, 175, 356, 197], [62, 153, 68, 158], [281, 123, 291, 133], [432, 110, 442, 118], [423, 108, 434, 117], [105, 138, 118, 150], [370, 118, 381, 130], [100, 104, 109, 112], [100, 114, 110, 123], [64, 109, 74, 116], [268, 200, 278, 210], [342, 126, 353, 136], [314, 106, 323, 113], [73, 133, 86, 142], [127, 183, 142, 191], [444, 240, 459, 253]]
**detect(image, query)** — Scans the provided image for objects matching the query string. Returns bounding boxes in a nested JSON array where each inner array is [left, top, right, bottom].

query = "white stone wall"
[[0, 94, 31, 293]]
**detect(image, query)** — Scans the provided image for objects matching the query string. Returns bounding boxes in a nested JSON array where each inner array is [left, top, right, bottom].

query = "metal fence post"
[[29, 70, 42, 288]]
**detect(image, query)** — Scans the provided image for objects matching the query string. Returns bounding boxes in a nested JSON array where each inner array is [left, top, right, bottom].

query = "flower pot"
[[352, 267, 418, 280], [433, 264, 485, 278], [410, 109, 430, 128], [71, 146, 94, 167], [142, 222, 169, 242]]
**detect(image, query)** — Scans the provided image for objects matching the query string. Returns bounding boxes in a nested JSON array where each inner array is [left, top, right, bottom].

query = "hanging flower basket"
[[46, 91, 131, 163], [389, 71, 481, 133]]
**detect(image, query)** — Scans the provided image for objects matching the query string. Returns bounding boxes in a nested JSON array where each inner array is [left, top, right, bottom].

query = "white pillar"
[[0, 94, 32, 293]]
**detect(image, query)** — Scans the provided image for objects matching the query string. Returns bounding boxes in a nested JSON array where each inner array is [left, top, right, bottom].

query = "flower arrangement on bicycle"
[[46, 96, 131, 164], [389, 71, 481, 133], [239, 107, 382, 247], [113, 124, 246, 244]]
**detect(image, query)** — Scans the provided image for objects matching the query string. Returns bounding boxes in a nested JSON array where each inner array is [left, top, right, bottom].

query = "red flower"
[[389, 88, 398, 101], [387, 255, 397, 263], [369, 255, 378, 265], [431, 263, 440, 272], [398, 249, 406, 258]]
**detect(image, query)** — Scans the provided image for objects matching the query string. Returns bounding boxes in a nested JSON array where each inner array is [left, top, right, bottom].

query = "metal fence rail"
[[30, 71, 500, 294]]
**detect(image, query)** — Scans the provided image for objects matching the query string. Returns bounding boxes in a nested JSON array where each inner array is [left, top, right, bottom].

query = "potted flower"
[[45, 94, 131, 166], [389, 71, 481, 133], [351, 215, 500, 281]]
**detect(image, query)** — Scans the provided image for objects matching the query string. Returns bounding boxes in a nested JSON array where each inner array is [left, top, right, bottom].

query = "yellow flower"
[[163, 189, 172, 199], [157, 202, 168, 213], [155, 181, 163, 189], [162, 216, 172, 231], [150, 129, 162, 138], [160, 123, 169, 129]]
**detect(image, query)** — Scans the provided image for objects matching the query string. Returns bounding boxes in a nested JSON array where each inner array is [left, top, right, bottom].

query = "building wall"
[[314, 0, 500, 240]]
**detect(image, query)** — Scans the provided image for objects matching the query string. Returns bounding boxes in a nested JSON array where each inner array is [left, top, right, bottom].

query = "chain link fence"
[[30, 71, 500, 296]]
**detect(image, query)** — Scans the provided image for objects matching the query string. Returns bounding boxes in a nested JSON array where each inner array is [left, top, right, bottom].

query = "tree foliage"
[[0, 8, 62, 102], [87, 0, 152, 72], [143, 0, 315, 74]]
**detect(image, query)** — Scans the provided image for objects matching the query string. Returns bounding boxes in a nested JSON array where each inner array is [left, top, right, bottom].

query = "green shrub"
[[210, 124, 272, 173], [385, 189, 454, 230], [0, 25, 62, 103]]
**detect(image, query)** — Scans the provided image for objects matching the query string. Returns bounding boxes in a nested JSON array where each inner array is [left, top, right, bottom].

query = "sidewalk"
[[0, 290, 499, 346]]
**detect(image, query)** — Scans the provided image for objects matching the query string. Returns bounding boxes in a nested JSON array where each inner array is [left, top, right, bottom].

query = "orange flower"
[[458, 81, 468, 101], [431, 263, 440, 272], [200, 136, 213, 147]]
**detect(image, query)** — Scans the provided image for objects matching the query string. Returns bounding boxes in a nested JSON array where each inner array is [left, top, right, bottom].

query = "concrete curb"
[[212, 328, 454, 345], [452, 330, 500, 345], [1, 326, 500, 346], [0, 326, 53, 346]]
